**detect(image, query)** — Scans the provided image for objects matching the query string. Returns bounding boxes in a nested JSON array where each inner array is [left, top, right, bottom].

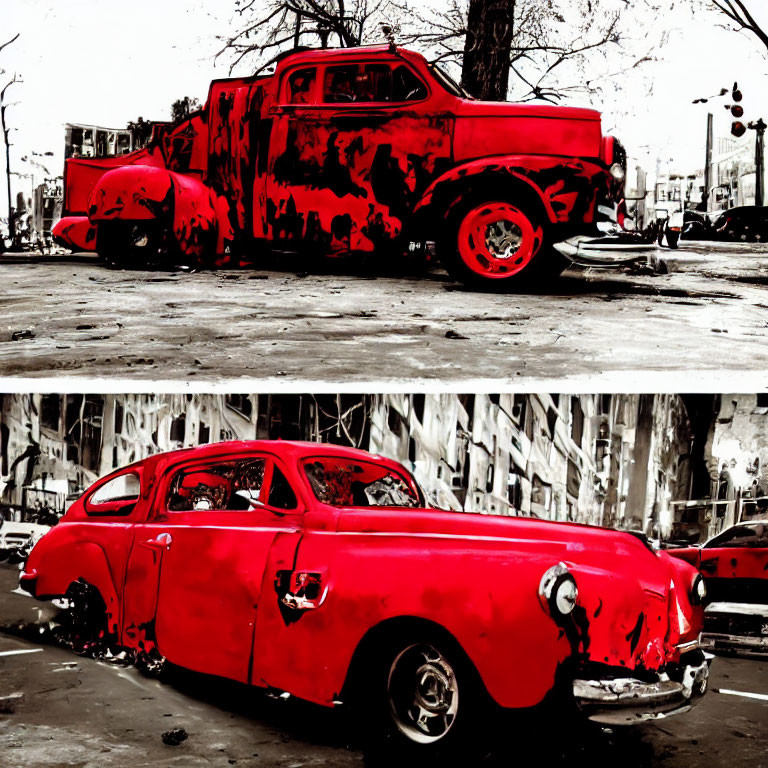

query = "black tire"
[[350, 629, 493, 766], [62, 581, 110, 654], [96, 220, 171, 269], [435, 194, 567, 291], [666, 230, 680, 249]]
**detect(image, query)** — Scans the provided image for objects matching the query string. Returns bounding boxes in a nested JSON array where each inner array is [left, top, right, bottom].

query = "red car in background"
[[53, 45, 631, 289], [669, 521, 768, 654], [21, 441, 709, 759]]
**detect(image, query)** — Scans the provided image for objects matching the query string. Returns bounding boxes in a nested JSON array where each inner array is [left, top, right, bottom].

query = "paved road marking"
[[716, 688, 768, 702], [0, 648, 43, 657]]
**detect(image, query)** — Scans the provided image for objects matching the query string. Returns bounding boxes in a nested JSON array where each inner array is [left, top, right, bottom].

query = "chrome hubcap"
[[485, 219, 523, 259], [387, 643, 459, 744]]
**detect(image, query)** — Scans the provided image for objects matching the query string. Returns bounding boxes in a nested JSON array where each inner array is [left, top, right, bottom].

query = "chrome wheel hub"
[[388, 643, 459, 744], [485, 219, 523, 259]]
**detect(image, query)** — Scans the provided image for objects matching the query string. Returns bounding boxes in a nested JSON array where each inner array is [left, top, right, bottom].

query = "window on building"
[[571, 399, 584, 445], [40, 394, 61, 432], [170, 415, 186, 443], [226, 394, 253, 419]]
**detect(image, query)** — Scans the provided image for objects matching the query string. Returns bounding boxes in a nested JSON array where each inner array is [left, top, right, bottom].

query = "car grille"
[[705, 611, 768, 638], [704, 578, 768, 605]]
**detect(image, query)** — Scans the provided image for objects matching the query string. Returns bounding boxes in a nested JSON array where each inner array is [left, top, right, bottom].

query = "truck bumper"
[[572, 649, 712, 725], [553, 234, 657, 267]]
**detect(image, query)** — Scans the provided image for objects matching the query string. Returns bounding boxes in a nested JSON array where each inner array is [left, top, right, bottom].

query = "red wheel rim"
[[457, 202, 543, 279]]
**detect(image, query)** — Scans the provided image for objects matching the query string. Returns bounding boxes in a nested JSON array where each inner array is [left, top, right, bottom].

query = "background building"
[[0, 393, 704, 540]]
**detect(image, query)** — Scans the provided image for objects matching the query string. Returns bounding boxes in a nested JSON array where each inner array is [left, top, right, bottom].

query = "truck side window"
[[286, 68, 316, 104], [391, 65, 427, 102]]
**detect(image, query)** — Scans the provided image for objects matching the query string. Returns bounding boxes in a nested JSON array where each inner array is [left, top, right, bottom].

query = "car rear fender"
[[26, 535, 120, 635]]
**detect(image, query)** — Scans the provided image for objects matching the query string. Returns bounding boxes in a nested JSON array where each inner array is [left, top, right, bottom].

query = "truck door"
[[267, 58, 453, 255], [122, 452, 302, 683]]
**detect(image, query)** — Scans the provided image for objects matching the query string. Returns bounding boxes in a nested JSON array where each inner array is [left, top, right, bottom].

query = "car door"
[[266, 58, 452, 254], [122, 451, 303, 683]]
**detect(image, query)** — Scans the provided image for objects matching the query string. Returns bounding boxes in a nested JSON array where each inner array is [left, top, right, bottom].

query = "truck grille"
[[705, 611, 768, 638]]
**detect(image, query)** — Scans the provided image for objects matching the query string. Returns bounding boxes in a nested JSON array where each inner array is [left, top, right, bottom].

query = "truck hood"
[[453, 99, 602, 123]]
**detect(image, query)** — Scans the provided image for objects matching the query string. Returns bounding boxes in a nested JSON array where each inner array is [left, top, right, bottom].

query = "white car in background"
[[0, 519, 51, 562]]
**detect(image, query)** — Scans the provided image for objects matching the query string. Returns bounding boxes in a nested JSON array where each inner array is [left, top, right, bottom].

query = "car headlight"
[[610, 162, 625, 182], [691, 574, 707, 605], [539, 562, 579, 617]]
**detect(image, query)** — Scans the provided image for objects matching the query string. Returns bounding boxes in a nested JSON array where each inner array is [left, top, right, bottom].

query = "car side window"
[[286, 67, 316, 104], [392, 64, 427, 101], [268, 465, 298, 510], [91, 472, 140, 504], [167, 458, 267, 511]]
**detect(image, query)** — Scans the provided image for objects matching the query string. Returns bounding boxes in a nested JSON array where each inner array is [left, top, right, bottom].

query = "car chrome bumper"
[[553, 234, 657, 267], [572, 651, 712, 725]]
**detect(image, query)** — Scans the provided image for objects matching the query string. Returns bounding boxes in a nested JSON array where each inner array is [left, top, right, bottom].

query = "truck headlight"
[[691, 574, 707, 605], [539, 563, 579, 617], [610, 163, 625, 182]]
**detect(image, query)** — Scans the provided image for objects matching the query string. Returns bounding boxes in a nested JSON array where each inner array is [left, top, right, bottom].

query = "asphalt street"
[[0, 563, 766, 768], [1, 241, 767, 386]]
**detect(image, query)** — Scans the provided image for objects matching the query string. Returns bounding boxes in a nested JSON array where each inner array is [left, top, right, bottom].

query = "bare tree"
[[1, 33, 21, 249], [461, 0, 515, 100], [218, 0, 397, 74], [709, 1, 768, 52]]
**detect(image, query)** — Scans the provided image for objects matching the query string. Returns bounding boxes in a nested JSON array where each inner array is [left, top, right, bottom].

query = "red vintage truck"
[[21, 440, 710, 759], [53, 45, 631, 288]]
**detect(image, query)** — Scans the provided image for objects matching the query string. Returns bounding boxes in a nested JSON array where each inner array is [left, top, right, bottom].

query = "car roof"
[[133, 440, 398, 469]]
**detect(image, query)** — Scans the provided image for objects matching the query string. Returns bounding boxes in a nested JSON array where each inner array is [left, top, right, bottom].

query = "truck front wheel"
[[437, 198, 566, 290]]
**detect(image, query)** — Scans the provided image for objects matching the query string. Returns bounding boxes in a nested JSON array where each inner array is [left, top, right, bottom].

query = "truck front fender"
[[414, 154, 610, 228], [87, 166, 234, 260]]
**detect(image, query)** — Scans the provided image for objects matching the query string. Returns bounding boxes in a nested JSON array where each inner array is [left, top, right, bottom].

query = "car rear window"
[[303, 457, 420, 507]]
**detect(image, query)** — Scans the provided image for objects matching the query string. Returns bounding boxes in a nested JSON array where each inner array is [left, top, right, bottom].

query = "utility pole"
[[703, 112, 713, 213], [750, 117, 766, 207]]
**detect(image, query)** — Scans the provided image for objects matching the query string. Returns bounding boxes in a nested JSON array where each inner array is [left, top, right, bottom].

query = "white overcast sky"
[[2, 0, 768, 217]]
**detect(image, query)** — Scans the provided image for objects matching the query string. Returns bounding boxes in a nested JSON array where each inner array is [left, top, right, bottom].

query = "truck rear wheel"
[[96, 220, 168, 269], [353, 631, 491, 765], [437, 197, 566, 290], [62, 581, 110, 655]]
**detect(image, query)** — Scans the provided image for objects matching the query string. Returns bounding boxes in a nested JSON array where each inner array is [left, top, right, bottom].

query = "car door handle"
[[142, 532, 172, 551]]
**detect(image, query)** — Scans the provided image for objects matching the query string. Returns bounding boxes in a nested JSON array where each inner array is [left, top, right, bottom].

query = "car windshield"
[[303, 457, 421, 508], [429, 63, 471, 98], [705, 522, 768, 548]]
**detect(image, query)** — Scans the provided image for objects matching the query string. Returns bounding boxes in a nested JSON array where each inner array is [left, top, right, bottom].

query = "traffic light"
[[729, 82, 746, 137]]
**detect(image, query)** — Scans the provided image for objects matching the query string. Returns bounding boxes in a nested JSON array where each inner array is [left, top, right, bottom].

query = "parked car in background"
[[0, 519, 52, 563], [20, 440, 710, 758], [668, 521, 768, 654], [52, 45, 633, 289], [711, 206, 768, 243]]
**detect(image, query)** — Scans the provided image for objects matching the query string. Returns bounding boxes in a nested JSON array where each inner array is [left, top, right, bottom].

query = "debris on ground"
[[161, 727, 189, 746], [0, 692, 25, 713], [445, 329, 468, 340], [10, 330, 34, 341]]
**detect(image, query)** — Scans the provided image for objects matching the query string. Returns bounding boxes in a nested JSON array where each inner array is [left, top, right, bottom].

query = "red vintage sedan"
[[21, 441, 710, 758]]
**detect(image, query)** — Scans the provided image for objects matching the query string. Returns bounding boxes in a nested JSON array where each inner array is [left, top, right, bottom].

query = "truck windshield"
[[303, 457, 421, 508], [429, 63, 471, 99]]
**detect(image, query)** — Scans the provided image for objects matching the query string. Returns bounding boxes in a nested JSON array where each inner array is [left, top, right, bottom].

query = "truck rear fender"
[[87, 165, 235, 259]]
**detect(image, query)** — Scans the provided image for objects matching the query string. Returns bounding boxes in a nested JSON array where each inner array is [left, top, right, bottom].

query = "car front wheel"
[[356, 633, 491, 765]]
